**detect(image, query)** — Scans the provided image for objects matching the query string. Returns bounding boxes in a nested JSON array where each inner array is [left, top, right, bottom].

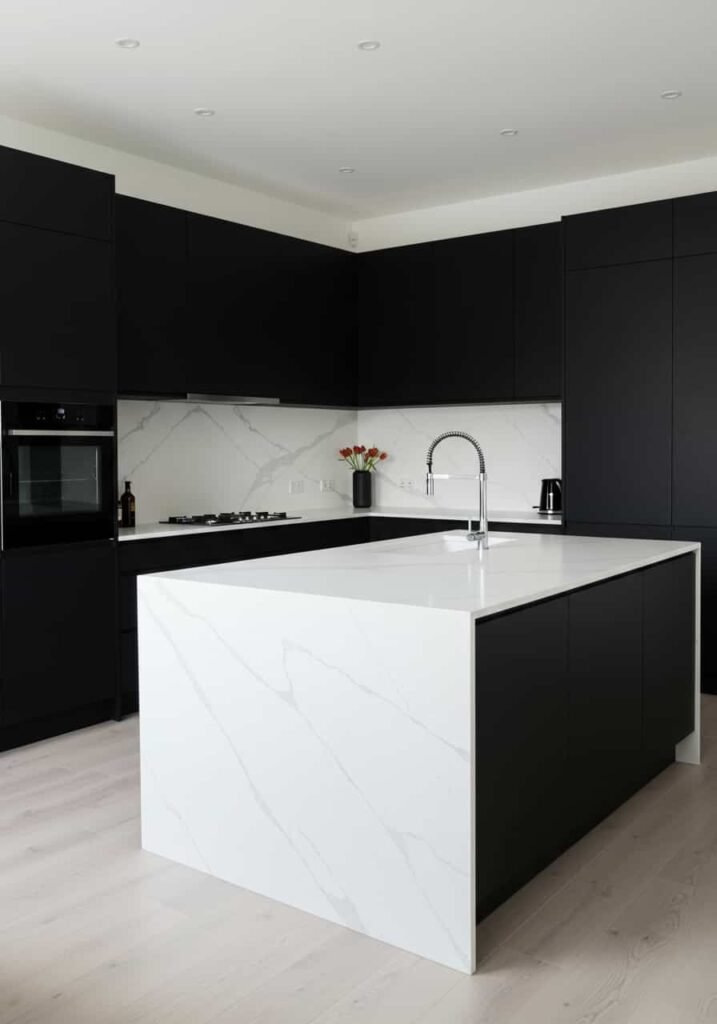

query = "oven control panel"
[[2, 401, 114, 431]]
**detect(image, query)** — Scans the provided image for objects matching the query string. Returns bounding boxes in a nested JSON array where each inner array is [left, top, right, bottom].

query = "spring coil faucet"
[[426, 430, 488, 547]]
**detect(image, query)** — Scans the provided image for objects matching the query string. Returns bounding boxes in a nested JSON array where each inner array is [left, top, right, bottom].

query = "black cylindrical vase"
[[353, 470, 372, 509]]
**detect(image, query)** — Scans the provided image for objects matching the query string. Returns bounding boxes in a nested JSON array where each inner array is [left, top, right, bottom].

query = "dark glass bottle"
[[120, 481, 136, 528]]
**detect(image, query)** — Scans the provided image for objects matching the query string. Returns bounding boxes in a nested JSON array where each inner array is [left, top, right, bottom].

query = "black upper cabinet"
[[0, 145, 113, 241], [267, 234, 357, 407], [514, 223, 562, 399], [565, 259, 672, 526], [674, 193, 717, 257], [187, 213, 355, 405], [432, 231, 514, 403], [116, 196, 189, 396], [358, 231, 514, 406], [673, 254, 717, 527], [0, 220, 116, 392], [0, 542, 117, 727], [187, 213, 278, 397], [564, 200, 672, 270], [358, 243, 436, 406]]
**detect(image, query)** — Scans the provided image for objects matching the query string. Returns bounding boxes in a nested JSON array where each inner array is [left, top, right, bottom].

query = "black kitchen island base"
[[475, 552, 697, 922]]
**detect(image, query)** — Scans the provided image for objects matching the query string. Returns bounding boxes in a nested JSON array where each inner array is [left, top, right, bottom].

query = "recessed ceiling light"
[[339, 167, 355, 174], [115, 37, 140, 49], [500, 128, 519, 137], [194, 107, 216, 117], [660, 90, 682, 100], [357, 40, 381, 51]]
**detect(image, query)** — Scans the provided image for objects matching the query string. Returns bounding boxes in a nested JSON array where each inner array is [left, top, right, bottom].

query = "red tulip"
[[379, 451, 388, 460], [367, 447, 379, 458]]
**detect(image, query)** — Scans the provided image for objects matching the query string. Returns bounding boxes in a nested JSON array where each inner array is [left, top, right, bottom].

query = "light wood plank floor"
[[2, 703, 717, 1023]]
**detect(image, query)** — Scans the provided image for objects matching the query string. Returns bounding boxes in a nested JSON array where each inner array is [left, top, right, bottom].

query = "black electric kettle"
[[535, 478, 562, 514]]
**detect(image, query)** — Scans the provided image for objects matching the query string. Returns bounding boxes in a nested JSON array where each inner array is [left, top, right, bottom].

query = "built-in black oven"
[[1, 401, 115, 548]]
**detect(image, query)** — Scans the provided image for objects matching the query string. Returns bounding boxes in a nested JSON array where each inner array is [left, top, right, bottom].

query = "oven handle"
[[5, 429, 115, 437]]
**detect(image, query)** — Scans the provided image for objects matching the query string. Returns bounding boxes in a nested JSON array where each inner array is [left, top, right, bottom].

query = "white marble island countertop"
[[148, 529, 699, 619], [139, 529, 700, 977]]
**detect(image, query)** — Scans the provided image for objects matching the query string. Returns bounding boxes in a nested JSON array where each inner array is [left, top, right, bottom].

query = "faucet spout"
[[424, 431, 489, 547]]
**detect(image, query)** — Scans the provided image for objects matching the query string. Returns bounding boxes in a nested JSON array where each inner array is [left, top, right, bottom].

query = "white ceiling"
[[2, 0, 717, 218]]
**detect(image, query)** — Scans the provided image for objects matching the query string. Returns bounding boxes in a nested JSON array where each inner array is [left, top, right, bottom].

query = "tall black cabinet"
[[564, 259, 673, 526], [0, 146, 115, 393]]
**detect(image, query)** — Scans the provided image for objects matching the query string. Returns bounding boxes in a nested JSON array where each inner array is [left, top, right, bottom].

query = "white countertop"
[[149, 529, 699, 619], [118, 505, 562, 542]]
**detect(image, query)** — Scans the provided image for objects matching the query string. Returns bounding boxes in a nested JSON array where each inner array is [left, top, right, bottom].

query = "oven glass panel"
[[16, 443, 102, 518]]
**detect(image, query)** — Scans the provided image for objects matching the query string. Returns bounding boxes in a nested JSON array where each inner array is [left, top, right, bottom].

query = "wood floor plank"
[[0, 702, 716, 1023]]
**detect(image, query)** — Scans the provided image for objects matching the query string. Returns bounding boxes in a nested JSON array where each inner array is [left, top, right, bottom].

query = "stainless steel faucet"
[[426, 430, 489, 546]]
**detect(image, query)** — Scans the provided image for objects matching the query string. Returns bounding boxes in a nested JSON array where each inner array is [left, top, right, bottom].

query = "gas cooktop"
[[159, 512, 301, 526]]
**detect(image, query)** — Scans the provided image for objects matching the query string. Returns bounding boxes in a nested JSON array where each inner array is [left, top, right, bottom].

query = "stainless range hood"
[[185, 394, 281, 405]]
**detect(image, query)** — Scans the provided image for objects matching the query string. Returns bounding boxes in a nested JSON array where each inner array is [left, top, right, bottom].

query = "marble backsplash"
[[117, 399, 561, 523], [117, 400, 357, 523], [356, 403, 562, 512]]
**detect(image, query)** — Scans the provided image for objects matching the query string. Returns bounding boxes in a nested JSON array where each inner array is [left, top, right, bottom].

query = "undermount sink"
[[440, 534, 514, 552]]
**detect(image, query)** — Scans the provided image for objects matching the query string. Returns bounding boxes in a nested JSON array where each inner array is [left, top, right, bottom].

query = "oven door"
[[2, 430, 115, 548]]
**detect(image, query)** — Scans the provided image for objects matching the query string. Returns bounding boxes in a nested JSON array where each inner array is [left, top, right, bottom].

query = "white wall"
[[0, 113, 349, 249], [353, 152, 717, 251], [118, 399, 560, 522]]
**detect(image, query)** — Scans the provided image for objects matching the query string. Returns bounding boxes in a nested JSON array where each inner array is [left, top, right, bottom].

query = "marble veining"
[[356, 402, 561, 511], [139, 530, 700, 976], [118, 400, 356, 522], [151, 530, 700, 618], [140, 580, 475, 970], [118, 399, 561, 522]]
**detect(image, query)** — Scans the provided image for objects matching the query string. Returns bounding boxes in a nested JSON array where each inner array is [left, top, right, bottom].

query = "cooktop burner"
[[159, 512, 301, 526]]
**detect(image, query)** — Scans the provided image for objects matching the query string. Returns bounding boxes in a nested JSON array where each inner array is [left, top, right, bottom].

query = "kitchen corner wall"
[[118, 399, 560, 524]]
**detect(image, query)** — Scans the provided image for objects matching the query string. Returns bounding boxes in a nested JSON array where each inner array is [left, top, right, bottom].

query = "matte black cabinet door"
[[358, 231, 514, 406], [673, 527, 717, 693], [564, 200, 672, 270], [187, 213, 281, 397], [567, 572, 643, 834], [432, 231, 514, 403], [674, 193, 717, 257], [116, 196, 189, 396], [0, 221, 116, 392], [357, 244, 436, 406], [642, 555, 695, 753], [673, 254, 717, 527], [267, 234, 357, 406], [514, 222, 562, 399], [0, 543, 117, 726], [476, 597, 569, 916], [565, 260, 672, 526], [0, 145, 113, 241], [564, 523, 672, 540]]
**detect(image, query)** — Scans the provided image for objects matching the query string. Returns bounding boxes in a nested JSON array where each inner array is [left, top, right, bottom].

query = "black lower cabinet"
[[642, 555, 695, 754], [567, 572, 643, 836], [476, 598, 569, 916], [476, 556, 695, 921], [673, 528, 717, 693], [565, 522, 672, 540], [0, 542, 118, 750]]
